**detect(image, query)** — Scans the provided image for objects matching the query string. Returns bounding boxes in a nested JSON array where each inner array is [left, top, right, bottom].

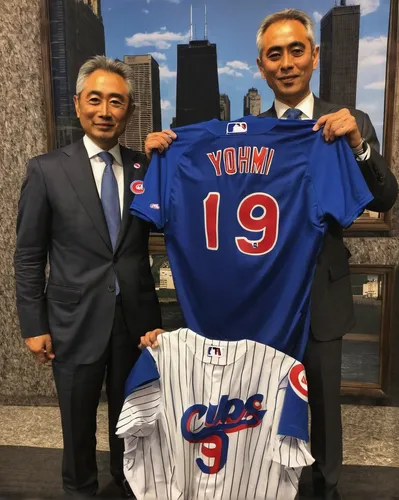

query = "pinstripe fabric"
[[116, 329, 314, 500]]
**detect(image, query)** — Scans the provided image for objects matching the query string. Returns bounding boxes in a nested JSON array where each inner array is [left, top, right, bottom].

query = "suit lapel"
[[114, 147, 145, 252], [313, 95, 334, 119], [259, 105, 277, 118], [60, 140, 112, 251], [313, 96, 323, 119]]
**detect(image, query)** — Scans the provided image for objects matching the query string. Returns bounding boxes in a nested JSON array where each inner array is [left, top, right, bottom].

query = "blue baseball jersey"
[[131, 116, 373, 359]]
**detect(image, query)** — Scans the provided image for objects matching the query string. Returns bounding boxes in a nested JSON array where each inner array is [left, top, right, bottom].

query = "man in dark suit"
[[14, 56, 176, 497], [255, 9, 398, 500]]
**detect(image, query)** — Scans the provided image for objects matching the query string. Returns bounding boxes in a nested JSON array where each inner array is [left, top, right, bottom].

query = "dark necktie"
[[283, 108, 302, 120], [98, 151, 120, 295]]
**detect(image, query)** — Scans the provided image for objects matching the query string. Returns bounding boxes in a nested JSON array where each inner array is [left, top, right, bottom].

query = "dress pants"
[[52, 297, 141, 496], [302, 334, 343, 499]]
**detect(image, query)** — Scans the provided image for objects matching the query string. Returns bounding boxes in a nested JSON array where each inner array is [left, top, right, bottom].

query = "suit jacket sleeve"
[[14, 157, 51, 338], [355, 111, 398, 212]]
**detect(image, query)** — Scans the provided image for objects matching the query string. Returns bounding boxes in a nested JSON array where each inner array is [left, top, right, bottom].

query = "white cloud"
[[347, 0, 380, 16], [142, 9, 149, 14], [166, 0, 181, 3], [159, 64, 177, 79], [313, 11, 323, 23], [253, 72, 262, 79], [146, 0, 151, 3], [356, 35, 387, 134], [364, 81, 386, 90], [161, 27, 167, 31], [358, 36, 387, 69], [226, 60, 250, 71], [161, 99, 172, 110], [218, 60, 250, 77], [218, 66, 244, 77], [150, 51, 167, 61], [125, 30, 189, 50], [356, 102, 378, 113]]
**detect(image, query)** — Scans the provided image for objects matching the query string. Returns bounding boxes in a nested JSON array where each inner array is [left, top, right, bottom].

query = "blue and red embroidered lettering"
[[181, 394, 266, 474]]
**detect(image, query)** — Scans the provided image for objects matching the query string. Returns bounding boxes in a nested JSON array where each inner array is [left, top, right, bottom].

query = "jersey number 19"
[[203, 192, 280, 256]]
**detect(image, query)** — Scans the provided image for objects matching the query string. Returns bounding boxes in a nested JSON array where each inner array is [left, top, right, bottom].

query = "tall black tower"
[[319, 2, 360, 107], [50, 0, 105, 148], [175, 5, 220, 127]]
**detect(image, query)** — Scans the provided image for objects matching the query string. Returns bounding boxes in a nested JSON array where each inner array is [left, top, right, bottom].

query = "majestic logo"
[[289, 363, 308, 402], [150, 203, 160, 209], [133, 162, 141, 169], [130, 181, 144, 194], [181, 394, 266, 474]]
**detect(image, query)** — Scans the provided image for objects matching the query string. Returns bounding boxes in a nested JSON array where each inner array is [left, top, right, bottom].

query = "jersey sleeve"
[[308, 132, 374, 228], [130, 146, 179, 229], [272, 362, 314, 467], [124, 348, 160, 398], [116, 379, 161, 438], [116, 349, 162, 465]]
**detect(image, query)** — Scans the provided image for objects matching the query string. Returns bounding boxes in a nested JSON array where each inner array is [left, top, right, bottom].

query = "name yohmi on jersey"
[[116, 329, 314, 500], [207, 146, 275, 176]]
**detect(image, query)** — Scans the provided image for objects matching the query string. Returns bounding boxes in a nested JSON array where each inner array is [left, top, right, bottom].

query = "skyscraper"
[[119, 55, 161, 152], [220, 94, 231, 121], [175, 39, 220, 127], [49, 0, 105, 148], [243, 88, 262, 116], [319, 2, 361, 107]]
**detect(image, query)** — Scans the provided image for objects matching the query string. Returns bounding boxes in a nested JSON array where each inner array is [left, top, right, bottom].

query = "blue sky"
[[102, 0, 390, 143]]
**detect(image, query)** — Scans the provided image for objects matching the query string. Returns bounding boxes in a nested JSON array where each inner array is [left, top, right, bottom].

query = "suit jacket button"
[[108, 284, 115, 292]]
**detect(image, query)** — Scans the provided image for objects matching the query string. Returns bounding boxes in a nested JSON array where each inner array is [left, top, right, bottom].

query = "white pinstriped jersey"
[[116, 329, 314, 500]]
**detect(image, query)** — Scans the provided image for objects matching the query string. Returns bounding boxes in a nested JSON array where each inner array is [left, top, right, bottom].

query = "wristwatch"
[[352, 138, 368, 157]]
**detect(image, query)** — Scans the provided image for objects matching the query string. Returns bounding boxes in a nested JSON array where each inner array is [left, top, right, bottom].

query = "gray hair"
[[256, 9, 316, 58], [76, 55, 135, 104]]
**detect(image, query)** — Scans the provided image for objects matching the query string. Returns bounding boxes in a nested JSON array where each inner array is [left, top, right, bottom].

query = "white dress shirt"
[[275, 92, 314, 120], [83, 135, 124, 217], [274, 92, 371, 161]]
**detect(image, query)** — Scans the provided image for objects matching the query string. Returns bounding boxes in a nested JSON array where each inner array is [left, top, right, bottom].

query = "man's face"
[[257, 20, 319, 106], [74, 69, 133, 149]]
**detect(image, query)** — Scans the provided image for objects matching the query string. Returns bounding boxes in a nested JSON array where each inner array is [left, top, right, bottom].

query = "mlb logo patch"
[[226, 122, 248, 134], [130, 180, 145, 194], [133, 162, 141, 169], [207, 346, 222, 357]]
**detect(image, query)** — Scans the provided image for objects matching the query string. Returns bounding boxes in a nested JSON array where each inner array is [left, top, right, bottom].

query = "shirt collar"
[[274, 92, 315, 120], [83, 135, 123, 166]]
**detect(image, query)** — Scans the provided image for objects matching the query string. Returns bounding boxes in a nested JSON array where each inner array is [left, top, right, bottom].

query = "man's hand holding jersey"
[[139, 328, 165, 349], [313, 108, 363, 149], [144, 130, 177, 161]]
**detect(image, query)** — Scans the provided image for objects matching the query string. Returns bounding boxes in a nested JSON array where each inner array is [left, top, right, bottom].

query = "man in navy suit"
[[255, 9, 397, 500], [144, 9, 398, 500], [14, 56, 176, 497]]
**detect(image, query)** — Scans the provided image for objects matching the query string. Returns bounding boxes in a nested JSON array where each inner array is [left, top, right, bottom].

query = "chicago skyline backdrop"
[[102, 0, 390, 143]]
